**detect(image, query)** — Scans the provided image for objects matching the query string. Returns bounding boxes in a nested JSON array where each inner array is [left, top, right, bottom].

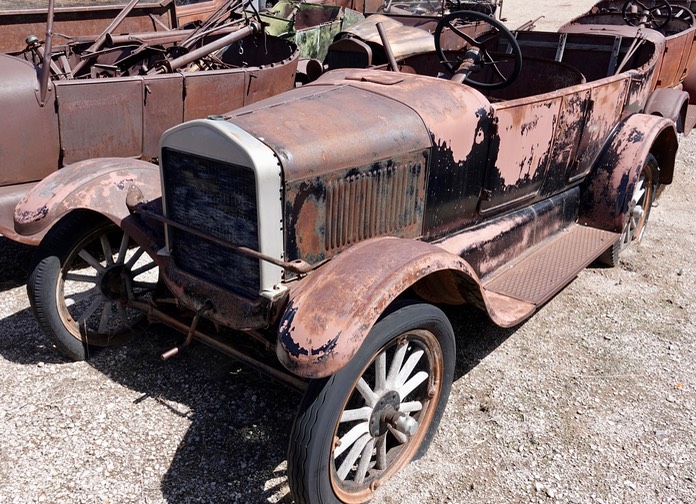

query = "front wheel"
[[28, 212, 159, 361], [287, 302, 455, 503]]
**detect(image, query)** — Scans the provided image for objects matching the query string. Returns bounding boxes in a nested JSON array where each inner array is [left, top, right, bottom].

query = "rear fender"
[[13, 158, 161, 246], [644, 88, 690, 134], [276, 237, 535, 379], [579, 114, 677, 232]]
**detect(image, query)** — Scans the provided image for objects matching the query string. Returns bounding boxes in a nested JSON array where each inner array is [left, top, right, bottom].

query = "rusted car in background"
[[562, 0, 696, 132], [0, 0, 300, 243], [13, 6, 687, 501]]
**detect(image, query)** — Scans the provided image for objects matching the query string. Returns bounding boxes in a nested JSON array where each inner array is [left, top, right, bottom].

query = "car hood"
[[226, 68, 493, 183]]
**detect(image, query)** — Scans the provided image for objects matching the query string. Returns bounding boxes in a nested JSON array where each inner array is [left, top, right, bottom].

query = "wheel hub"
[[99, 264, 127, 300]]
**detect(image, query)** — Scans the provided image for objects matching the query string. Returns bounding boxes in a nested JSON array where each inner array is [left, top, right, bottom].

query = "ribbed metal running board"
[[483, 225, 619, 306]]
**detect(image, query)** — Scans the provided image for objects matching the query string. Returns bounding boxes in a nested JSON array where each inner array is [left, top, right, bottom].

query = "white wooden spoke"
[[375, 351, 387, 393], [386, 341, 408, 388], [76, 295, 102, 323], [100, 235, 114, 266], [387, 424, 408, 445], [394, 349, 424, 388], [65, 273, 99, 284], [334, 422, 369, 459], [98, 301, 113, 334], [116, 233, 130, 264], [337, 433, 371, 480], [131, 261, 157, 277], [398, 370, 429, 400], [375, 434, 387, 470], [354, 437, 376, 484], [356, 377, 378, 407], [340, 406, 372, 423], [78, 249, 105, 273], [125, 247, 145, 269], [65, 287, 100, 307]]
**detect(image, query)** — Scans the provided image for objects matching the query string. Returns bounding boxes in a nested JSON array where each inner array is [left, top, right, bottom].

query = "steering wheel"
[[434, 10, 522, 90], [622, 0, 673, 30]]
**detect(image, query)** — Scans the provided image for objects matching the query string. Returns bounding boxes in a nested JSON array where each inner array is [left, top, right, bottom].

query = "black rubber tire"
[[596, 154, 658, 267], [287, 302, 456, 504], [28, 211, 154, 361]]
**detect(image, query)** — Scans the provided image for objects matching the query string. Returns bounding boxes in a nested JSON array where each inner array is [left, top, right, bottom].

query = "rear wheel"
[[28, 212, 158, 361], [598, 154, 658, 266], [288, 303, 455, 503]]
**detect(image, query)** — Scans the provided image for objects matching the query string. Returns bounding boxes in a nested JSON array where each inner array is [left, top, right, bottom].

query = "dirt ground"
[[1, 0, 695, 503]]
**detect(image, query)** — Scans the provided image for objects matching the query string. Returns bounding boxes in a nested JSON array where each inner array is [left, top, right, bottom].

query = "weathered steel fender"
[[644, 88, 690, 135], [579, 113, 677, 233], [13, 158, 161, 246], [276, 237, 536, 379]]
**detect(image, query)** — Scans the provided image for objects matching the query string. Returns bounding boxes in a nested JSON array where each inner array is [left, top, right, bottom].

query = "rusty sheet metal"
[[482, 97, 562, 213], [0, 54, 59, 186], [337, 14, 435, 59], [183, 71, 246, 121], [572, 76, 630, 180], [542, 90, 592, 196], [437, 189, 578, 279], [0, 1, 175, 53], [13, 158, 161, 245], [658, 33, 690, 88], [276, 236, 535, 378], [229, 73, 435, 182], [55, 78, 143, 164], [579, 113, 677, 232], [284, 150, 428, 264], [142, 74, 184, 162]]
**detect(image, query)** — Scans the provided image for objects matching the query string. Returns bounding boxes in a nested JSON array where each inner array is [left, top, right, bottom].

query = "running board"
[[482, 225, 619, 307]]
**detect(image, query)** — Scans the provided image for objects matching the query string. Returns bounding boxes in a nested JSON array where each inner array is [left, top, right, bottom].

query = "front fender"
[[276, 237, 536, 379], [14, 158, 161, 246], [579, 114, 677, 232]]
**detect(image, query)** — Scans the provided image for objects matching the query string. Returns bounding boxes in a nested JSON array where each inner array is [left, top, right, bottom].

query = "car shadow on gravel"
[[443, 303, 521, 381], [0, 237, 33, 291], [0, 301, 521, 503], [85, 329, 300, 503]]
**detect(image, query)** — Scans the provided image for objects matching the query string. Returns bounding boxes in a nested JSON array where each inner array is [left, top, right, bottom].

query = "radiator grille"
[[161, 148, 260, 299], [325, 164, 421, 251]]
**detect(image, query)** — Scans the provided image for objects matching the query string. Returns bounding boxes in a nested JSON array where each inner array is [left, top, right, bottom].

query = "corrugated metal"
[[325, 164, 420, 251]]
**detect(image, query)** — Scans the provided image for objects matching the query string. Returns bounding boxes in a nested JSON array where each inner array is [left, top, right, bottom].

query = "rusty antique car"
[[0, 0, 299, 243], [10, 5, 693, 503]]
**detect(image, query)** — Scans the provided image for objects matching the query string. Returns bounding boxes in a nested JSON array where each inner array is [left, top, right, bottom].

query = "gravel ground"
[[1, 1, 695, 503]]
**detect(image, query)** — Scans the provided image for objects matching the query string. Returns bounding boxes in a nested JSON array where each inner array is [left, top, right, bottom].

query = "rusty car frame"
[[8, 2, 696, 502], [0, 0, 301, 243]]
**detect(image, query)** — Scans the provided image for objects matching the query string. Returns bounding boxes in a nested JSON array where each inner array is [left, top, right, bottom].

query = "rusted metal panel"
[[542, 90, 592, 196], [276, 237, 481, 378], [437, 189, 578, 279], [572, 77, 630, 180], [0, 1, 176, 53], [482, 97, 562, 213], [56, 78, 144, 164], [0, 54, 59, 186], [284, 151, 427, 264], [13, 158, 161, 245], [579, 114, 677, 232], [229, 73, 434, 183], [142, 74, 184, 162], [659, 35, 690, 87], [183, 71, 246, 121]]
